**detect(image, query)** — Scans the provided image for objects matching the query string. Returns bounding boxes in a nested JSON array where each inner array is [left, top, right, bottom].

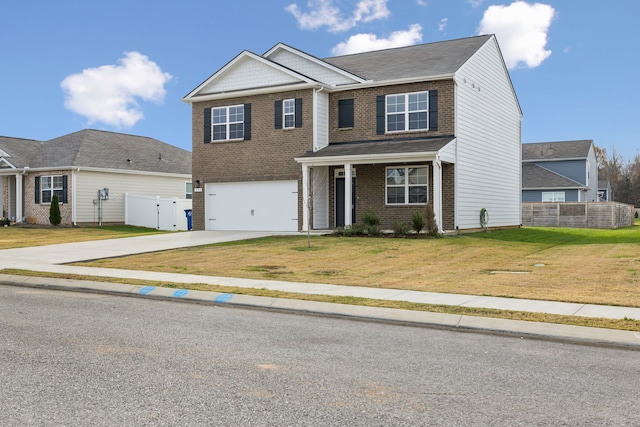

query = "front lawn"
[[73, 225, 640, 308]]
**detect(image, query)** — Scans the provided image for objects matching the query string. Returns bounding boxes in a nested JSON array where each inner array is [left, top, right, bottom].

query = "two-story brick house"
[[183, 35, 522, 232]]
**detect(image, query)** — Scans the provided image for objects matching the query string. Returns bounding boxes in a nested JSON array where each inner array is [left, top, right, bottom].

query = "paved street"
[[2, 285, 639, 426]]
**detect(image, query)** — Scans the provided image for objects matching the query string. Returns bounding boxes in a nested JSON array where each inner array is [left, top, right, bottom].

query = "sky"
[[1, 0, 638, 161]]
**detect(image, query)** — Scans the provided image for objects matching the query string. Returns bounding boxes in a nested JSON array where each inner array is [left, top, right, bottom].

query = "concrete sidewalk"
[[1, 231, 639, 349]]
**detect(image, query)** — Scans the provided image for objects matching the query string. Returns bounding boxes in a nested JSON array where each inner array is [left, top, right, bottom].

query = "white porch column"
[[301, 163, 310, 232], [15, 172, 23, 223], [432, 158, 443, 233], [344, 163, 352, 227]]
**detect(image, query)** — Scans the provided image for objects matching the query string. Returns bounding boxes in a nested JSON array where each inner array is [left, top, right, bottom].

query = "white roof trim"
[[264, 43, 367, 84], [182, 50, 320, 102], [0, 157, 16, 169], [295, 151, 441, 167]]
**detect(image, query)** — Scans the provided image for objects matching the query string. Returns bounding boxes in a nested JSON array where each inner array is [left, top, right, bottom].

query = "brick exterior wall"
[[191, 89, 314, 230], [328, 80, 455, 142], [442, 163, 455, 231], [23, 170, 73, 226], [189, 80, 456, 231]]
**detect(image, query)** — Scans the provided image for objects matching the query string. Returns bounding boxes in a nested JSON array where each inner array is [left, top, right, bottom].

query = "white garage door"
[[206, 180, 298, 231]]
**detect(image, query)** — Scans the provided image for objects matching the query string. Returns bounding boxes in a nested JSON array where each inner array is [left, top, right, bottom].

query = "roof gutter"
[[295, 151, 440, 166]]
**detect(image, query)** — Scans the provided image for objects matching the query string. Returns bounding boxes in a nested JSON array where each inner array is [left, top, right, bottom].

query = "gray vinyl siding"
[[535, 160, 586, 184], [522, 190, 580, 203]]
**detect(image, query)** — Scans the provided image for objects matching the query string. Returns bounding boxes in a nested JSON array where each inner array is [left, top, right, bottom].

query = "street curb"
[[2, 274, 640, 350]]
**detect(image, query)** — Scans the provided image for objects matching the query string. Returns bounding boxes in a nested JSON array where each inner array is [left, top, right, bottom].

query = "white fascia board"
[[523, 158, 587, 163], [182, 50, 319, 103], [183, 82, 325, 103], [0, 158, 16, 169], [295, 151, 440, 167], [331, 74, 454, 92], [0, 166, 190, 179], [264, 43, 367, 83]]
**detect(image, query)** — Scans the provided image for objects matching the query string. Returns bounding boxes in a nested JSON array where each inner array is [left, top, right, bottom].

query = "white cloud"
[[468, 0, 484, 7], [477, 1, 555, 69], [438, 18, 448, 32], [416, 0, 427, 5], [332, 24, 423, 55], [61, 52, 172, 128], [285, 0, 390, 33]]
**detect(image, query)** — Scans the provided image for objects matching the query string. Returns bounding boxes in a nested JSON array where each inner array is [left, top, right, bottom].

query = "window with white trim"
[[185, 182, 193, 200], [542, 192, 565, 202], [40, 175, 64, 204], [386, 91, 428, 132], [212, 105, 244, 141], [386, 166, 428, 205], [283, 99, 295, 129]]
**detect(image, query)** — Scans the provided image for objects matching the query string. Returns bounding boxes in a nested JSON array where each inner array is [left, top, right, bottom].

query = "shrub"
[[392, 222, 411, 237], [411, 211, 425, 234], [361, 209, 381, 236], [425, 202, 440, 238], [343, 223, 366, 236], [49, 194, 61, 226]]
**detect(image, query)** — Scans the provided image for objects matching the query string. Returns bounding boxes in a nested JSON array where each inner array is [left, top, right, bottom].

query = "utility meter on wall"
[[99, 188, 109, 200]]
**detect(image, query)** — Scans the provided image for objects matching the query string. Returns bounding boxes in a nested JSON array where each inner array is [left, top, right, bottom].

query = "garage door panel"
[[206, 181, 298, 231]]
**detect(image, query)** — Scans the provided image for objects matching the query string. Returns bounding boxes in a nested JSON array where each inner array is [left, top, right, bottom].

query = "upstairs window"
[[377, 90, 437, 135], [213, 105, 244, 140], [338, 99, 354, 128], [386, 166, 428, 205], [275, 98, 302, 129], [204, 104, 251, 143]]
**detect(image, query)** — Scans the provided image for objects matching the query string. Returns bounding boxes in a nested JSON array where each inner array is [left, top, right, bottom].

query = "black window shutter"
[[338, 99, 354, 128], [429, 90, 438, 130], [34, 176, 40, 204], [376, 95, 385, 135], [62, 175, 68, 203], [274, 100, 282, 129], [203, 108, 211, 143], [294, 98, 303, 128], [244, 104, 251, 140]]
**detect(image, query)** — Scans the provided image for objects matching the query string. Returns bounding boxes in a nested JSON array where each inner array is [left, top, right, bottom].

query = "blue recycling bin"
[[184, 209, 193, 231]]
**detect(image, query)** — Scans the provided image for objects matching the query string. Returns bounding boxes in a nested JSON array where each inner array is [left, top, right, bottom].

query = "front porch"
[[295, 138, 456, 233]]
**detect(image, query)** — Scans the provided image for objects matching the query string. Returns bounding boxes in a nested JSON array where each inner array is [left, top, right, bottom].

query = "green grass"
[[468, 224, 640, 245]]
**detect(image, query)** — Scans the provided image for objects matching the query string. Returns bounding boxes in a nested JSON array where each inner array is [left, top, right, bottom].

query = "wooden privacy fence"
[[522, 202, 635, 229]]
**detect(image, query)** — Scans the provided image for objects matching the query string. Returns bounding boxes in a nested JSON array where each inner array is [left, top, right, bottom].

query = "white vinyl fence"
[[125, 193, 193, 231]]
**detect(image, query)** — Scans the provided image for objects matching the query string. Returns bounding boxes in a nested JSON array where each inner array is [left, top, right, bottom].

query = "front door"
[[335, 176, 356, 227]]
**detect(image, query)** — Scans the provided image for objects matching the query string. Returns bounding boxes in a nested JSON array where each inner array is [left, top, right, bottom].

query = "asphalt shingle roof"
[[299, 137, 455, 159], [522, 163, 583, 189], [522, 140, 593, 161], [323, 35, 492, 82], [0, 129, 191, 174]]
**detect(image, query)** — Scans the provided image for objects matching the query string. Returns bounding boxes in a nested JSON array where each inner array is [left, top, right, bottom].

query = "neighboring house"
[[522, 140, 598, 203], [182, 35, 522, 233], [0, 129, 192, 226], [598, 179, 612, 201]]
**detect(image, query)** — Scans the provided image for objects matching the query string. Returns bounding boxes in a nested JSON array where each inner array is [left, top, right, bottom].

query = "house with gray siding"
[[522, 140, 598, 203], [183, 35, 522, 232], [0, 129, 191, 226]]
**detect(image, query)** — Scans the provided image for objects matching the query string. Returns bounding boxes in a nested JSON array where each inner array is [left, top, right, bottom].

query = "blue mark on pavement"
[[173, 289, 189, 298], [214, 293, 234, 303], [139, 286, 155, 295]]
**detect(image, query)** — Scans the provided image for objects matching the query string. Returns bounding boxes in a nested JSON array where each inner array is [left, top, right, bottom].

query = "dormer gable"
[[263, 43, 367, 86], [183, 50, 321, 102]]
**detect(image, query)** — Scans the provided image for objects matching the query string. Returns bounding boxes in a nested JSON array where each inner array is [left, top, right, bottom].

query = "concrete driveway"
[[0, 230, 284, 267]]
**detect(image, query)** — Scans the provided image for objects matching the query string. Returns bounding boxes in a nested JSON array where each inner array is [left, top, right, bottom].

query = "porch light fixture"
[[194, 180, 201, 189]]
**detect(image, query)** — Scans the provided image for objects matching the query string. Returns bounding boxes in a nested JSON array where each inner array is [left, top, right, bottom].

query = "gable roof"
[[183, 35, 495, 102], [522, 163, 585, 189], [0, 136, 42, 169], [323, 35, 493, 82], [0, 129, 191, 175], [522, 140, 593, 161]]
